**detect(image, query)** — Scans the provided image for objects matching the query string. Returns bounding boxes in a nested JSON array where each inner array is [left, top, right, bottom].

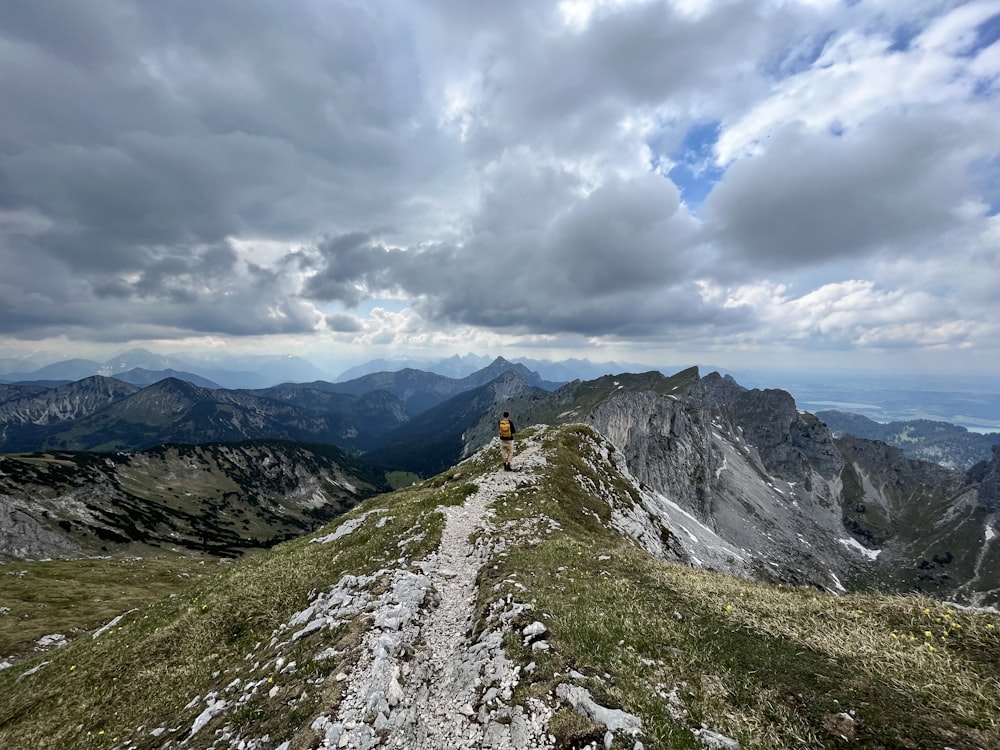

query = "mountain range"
[[2, 360, 998, 611], [0, 357, 557, 457], [0, 348, 640, 390], [818, 409, 1000, 470], [0, 349, 328, 390], [6, 348, 999, 431]]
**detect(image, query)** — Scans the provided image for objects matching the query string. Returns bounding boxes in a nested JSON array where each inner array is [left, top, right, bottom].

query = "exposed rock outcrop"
[[968, 445, 1000, 513], [577, 370, 998, 603]]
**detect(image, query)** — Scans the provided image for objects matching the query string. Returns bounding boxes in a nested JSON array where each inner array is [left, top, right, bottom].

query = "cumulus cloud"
[[0, 0, 997, 374]]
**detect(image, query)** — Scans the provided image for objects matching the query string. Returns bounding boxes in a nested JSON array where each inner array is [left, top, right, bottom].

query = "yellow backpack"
[[499, 418, 512, 439]]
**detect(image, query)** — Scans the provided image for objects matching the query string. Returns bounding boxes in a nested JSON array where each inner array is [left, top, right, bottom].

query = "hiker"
[[498, 411, 516, 471]]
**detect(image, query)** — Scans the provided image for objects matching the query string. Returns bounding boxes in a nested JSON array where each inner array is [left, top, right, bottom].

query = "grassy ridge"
[[1, 424, 998, 749], [0, 471, 477, 749], [485, 425, 1000, 749]]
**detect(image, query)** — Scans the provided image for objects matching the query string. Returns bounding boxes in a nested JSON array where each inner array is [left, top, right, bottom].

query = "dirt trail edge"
[[314, 433, 554, 749]]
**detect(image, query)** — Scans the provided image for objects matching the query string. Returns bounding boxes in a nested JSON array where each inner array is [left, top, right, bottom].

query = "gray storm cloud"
[[0, 0, 996, 367]]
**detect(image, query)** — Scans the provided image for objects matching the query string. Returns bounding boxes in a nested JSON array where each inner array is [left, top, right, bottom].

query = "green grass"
[[481, 425, 1000, 750], [0, 556, 218, 663], [0, 475, 476, 750], [384, 470, 422, 489], [1, 423, 998, 750]]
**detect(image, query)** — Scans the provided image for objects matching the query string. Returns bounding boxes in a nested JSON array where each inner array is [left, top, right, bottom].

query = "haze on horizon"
[[1, 1, 998, 380]]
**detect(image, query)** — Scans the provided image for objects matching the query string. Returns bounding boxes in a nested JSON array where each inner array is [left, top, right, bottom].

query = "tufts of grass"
[[480, 425, 1000, 750], [0, 556, 216, 663], [0, 476, 477, 750]]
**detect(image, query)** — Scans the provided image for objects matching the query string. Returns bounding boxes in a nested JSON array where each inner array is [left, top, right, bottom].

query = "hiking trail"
[[317, 435, 554, 749]]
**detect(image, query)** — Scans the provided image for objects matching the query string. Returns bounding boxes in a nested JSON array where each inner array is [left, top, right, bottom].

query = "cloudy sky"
[[1, 0, 998, 377]]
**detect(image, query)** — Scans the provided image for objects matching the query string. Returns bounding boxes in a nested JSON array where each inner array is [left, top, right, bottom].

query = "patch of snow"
[[714, 457, 728, 480], [303, 491, 328, 509], [838, 537, 881, 561], [677, 525, 700, 544], [986, 525, 996, 542]]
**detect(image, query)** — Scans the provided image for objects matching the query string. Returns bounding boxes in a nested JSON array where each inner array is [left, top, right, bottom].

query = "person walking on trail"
[[498, 411, 516, 471]]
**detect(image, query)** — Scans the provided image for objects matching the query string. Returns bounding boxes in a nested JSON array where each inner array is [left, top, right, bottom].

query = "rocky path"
[[316, 436, 554, 749]]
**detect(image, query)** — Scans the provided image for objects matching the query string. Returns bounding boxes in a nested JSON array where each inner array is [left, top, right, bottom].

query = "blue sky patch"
[[650, 121, 725, 210], [970, 154, 1000, 216], [888, 22, 922, 53], [973, 13, 1000, 54], [956, 12, 1000, 58], [762, 31, 836, 78]]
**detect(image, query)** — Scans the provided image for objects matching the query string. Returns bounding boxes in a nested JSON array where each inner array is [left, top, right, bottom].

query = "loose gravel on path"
[[315, 436, 554, 749]]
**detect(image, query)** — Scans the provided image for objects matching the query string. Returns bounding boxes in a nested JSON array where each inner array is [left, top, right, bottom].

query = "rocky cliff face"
[[0, 376, 137, 426], [578, 370, 999, 605], [585, 382, 859, 591], [968, 445, 1000, 513]]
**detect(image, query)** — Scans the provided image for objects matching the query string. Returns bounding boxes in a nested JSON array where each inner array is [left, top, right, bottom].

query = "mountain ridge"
[[3, 365, 999, 608], [818, 409, 1000, 469], [1, 424, 997, 749], [0, 359, 552, 456], [0, 439, 388, 558]]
